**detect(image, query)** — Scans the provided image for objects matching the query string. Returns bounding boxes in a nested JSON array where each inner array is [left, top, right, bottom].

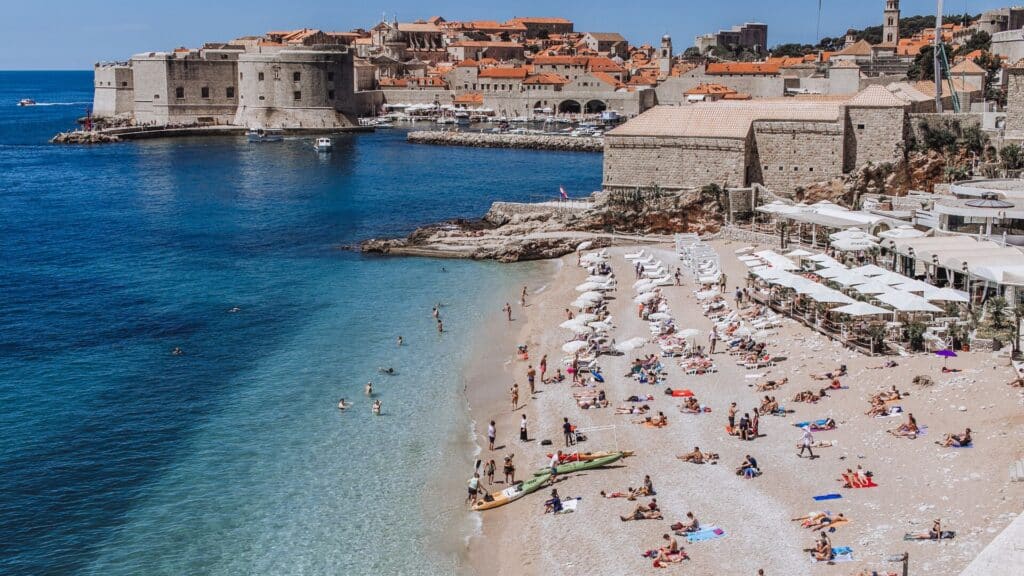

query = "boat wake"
[[21, 101, 91, 107]]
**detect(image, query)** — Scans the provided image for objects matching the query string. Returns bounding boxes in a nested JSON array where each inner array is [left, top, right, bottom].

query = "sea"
[[0, 71, 602, 575]]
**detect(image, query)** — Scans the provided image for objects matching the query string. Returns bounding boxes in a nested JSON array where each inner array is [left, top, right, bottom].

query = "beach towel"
[[813, 493, 843, 501], [904, 531, 955, 541], [846, 479, 878, 488], [831, 546, 854, 562], [875, 406, 904, 418], [555, 498, 580, 515], [685, 527, 726, 543], [794, 419, 833, 430]]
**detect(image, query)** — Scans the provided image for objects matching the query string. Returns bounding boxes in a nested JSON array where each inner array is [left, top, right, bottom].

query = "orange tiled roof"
[[456, 59, 479, 68], [507, 17, 572, 25], [524, 73, 569, 85], [587, 56, 625, 73], [684, 83, 738, 96], [706, 62, 781, 75], [454, 92, 484, 105], [588, 70, 624, 88], [478, 67, 529, 79], [531, 55, 589, 65], [723, 93, 752, 100], [449, 41, 522, 48]]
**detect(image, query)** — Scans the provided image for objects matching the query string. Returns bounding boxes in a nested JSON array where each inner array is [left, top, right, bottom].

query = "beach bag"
[[540, 439, 552, 446]]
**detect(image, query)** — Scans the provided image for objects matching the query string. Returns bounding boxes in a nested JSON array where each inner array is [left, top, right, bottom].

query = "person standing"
[[709, 327, 719, 354], [487, 420, 496, 451], [527, 365, 537, 395], [798, 426, 815, 458], [727, 402, 737, 432], [504, 303, 512, 321], [484, 459, 496, 485], [510, 383, 520, 411], [563, 417, 574, 447], [520, 414, 528, 441], [503, 454, 516, 484], [467, 473, 480, 505], [549, 450, 562, 484], [539, 354, 548, 383], [521, 286, 527, 307]]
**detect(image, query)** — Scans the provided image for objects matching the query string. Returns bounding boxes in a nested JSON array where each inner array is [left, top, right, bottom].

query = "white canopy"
[[832, 238, 879, 252], [832, 301, 891, 316], [579, 291, 604, 301], [753, 250, 799, 270], [562, 341, 590, 353], [830, 229, 879, 242], [676, 328, 700, 339], [571, 299, 596, 309], [751, 266, 788, 280], [564, 323, 593, 334], [634, 292, 659, 304], [848, 264, 888, 277], [807, 289, 856, 304], [921, 287, 969, 303], [829, 272, 870, 287], [576, 282, 603, 292], [815, 266, 850, 279], [854, 279, 893, 295], [871, 271, 912, 286], [574, 313, 599, 323], [615, 337, 646, 353], [648, 312, 672, 321], [560, 319, 586, 329], [785, 248, 815, 258], [878, 225, 925, 240], [891, 278, 935, 293], [875, 290, 943, 313]]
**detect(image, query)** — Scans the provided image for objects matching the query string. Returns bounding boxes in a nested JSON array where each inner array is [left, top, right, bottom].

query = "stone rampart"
[[407, 130, 602, 151]]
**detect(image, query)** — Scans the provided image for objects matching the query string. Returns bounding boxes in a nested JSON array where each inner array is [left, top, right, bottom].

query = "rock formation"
[[50, 131, 121, 144]]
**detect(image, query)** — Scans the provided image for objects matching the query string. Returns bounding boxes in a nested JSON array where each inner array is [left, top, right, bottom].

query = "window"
[[857, 124, 865, 130], [154, 94, 160, 99], [327, 72, 334, 81], [226, 87, 235, 98], [121, 81, 128, 87], [258, 95, 265, 100], [175, 86, 184, 98], [293, 71, 301, 81], [293, 91, 301, 100], [809, 167, 814, 172], [258, 72, 264, 81], [201, 86, 210, 98], [328, 90, 335, 100], [240, 73, 243, 80]]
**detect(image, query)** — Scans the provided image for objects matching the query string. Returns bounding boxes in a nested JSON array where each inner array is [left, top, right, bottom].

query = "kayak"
[[472, 472, 552, 511], [545, 450, 634, 464], [534, 452, 623, 476]]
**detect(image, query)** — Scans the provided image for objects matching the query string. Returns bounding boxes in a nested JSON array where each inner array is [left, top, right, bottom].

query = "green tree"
[[1000, 144, 1024, 170], [989, 296, 1008, 329], [906, 321, 928, 352], [954, 30, 991, 56], [907, 44, 953, 81]]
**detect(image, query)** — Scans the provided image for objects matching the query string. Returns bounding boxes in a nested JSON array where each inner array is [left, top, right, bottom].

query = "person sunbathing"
[[616, 404, 650, 415], [869, 360, 899, 370], [937, 427, 971, 447], [651, 412, 668, 426], [756, 378, 788, 391], [600, 488, 632, 499], [906, 519, 944, 540], [889, 413, 920, 438], [811, 364, 847, 380], [543, 369, 566, 384], [793, 389, 828, 403], [812, 538, 832, 561], [875, 385, 903, 402], [671, 512, 700, 533], [806, 512, 845, 530], [652, 534, 687, 566], [679, 397, 701, 413], [809, 418, 836, 431], [677, 446, 718, 464], [1009, 377, 1024, 388], [865, 397, 889, 417], [625, 394, 655, 403], [620, 499, 662, 521]]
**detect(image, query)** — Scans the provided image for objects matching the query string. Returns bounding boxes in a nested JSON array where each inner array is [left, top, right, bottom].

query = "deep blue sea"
[[0, 71, 602, 575]]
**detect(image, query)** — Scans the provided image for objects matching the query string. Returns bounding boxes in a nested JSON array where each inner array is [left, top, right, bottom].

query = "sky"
[[0, 0, 1011, 69]]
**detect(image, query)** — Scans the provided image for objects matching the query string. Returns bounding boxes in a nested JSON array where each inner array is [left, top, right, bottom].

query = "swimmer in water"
[[338, 398, 350, 410], [378, 367, 395, 375], [397, 336, 404, 346], [171, 347, 183, 356], [228, 306, 241, 313], [365, 382, 373, 396], [372, 399, 382, 415]]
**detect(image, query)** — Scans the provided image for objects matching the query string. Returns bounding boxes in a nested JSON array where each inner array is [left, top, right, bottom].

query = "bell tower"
[[884, 0, 901, 44], [659, 35, 673, 75]]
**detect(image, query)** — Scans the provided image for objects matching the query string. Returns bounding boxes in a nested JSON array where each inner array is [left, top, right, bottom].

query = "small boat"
[[373, 122, 394, 129], [314, 137, 332, 152], [246, 128, 284, 142], [472, 472, 551, 511], [18, 99, 36, 107], [533, 452, 624, 476], [547, 450, 634, 465]]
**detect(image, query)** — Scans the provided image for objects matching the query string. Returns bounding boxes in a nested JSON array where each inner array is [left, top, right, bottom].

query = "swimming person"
[[397, 336, 404, 346], [337, 398, 349, 411], [372, 399, 382, 415], [365, 382, 373, 396]]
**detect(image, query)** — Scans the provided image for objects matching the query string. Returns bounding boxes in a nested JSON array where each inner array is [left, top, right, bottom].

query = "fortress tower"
[[884, 0, 901, 45]]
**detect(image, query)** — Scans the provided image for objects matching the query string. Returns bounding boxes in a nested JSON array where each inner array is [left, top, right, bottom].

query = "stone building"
[[580, 32, 628, 58], [695, 22, 768, 54], [93, 62, 134, 118], [1006, 60, 1024, 135], [130, 47, 243, 126], [505, 17, 574, 39], [602, 86, 908, 194], [883, 0, 901, 46]]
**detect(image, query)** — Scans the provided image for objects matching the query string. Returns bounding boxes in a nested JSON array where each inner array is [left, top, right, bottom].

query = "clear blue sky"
[[0, 0, 1009, 69]]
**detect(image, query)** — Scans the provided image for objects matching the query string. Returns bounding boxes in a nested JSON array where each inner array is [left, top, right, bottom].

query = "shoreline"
[[407, 130, 603, 152], [50, 124, 374, 144]]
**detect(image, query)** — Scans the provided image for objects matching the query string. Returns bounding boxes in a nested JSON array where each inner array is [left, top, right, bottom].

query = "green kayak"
[[473, 471, 552, 511], [534, 452, 623, 476]]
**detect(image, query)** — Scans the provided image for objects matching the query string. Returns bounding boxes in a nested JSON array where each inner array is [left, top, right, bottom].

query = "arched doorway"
[[557, 100, 581, 114], [584, 100, 607, 114]]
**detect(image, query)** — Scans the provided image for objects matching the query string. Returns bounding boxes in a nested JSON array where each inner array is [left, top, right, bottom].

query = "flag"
[[559, 186, 568, 199]]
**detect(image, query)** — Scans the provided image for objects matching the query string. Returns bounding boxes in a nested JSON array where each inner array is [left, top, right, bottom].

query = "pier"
[[406, 130, 603, 152]]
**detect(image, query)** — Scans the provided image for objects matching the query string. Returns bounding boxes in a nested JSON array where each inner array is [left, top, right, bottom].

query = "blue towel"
[[686, 527, 726, 543], [813, 493, 843, 501], [591, 372, 605, 383], [793, 419, 829, 428]]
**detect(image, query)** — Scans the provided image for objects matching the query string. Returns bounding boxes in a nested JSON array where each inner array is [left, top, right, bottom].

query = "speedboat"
[[314, 137, 332, 152], [18, 99, 36, 107], [246, 128, 284, 142]]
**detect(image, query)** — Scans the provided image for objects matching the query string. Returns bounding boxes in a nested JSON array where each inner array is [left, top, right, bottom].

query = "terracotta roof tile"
[[478, 67, 529, 79], [523, 73, 569, 85], [706, 62, 781, 75]]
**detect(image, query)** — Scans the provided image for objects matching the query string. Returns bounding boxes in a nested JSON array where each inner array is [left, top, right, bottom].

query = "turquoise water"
[[0, 71, 602, 574]]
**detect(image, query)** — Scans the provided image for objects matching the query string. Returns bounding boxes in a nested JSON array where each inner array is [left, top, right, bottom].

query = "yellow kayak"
[[472, 472, 552, 511]]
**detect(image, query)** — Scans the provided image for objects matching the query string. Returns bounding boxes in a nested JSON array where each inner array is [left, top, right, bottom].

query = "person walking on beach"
[[503, 303, 512, 321], [520, 286, 527, 307], [718, 272, 728, 292], [728, 402, 737, 432], [484, 459, 496, 485], [709, 327, 719, 354], [511, 383, 520, 411], [520, 414, 528, 441], [563, 417, 574, 447], [798, 426, 815, 458], [527, 365, 536, 395], [539, 354, 548, 383], [467, 473, 480, 505], [487, 420, 496, 451], [674, 268, 682, 286], [503, 454, 516, 484], [549, 451, 562, 485]]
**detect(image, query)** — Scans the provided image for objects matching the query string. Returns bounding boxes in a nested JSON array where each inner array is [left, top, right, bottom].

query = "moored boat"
[[246, 128, 284, 142], [314, 137, 332, 152]]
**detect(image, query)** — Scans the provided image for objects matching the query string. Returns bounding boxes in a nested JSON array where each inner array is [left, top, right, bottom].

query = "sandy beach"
[[462, 240, 1024, 575]]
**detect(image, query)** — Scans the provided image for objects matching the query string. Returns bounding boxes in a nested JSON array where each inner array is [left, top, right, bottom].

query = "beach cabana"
[[875, 290, 943, 313], [854, 280, 893, 295], [921, 287, 970, 303], [849, 264, 888, 277], [753, 250, 799, 271], [832, 302, 891, 316], [815, 266, 850, 279]]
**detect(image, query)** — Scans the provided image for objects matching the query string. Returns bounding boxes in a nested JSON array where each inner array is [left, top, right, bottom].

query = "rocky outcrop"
[[407, 130, 602, 152], [50, 131, 121, 144]]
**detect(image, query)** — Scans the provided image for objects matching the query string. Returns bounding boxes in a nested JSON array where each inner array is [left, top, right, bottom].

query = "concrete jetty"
[[407, 130, 602, 152]]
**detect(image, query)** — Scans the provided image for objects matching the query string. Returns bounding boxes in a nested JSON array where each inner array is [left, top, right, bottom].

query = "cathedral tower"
[[884, 0, 901, 45]]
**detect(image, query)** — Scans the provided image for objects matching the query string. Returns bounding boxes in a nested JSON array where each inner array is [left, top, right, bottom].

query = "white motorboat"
[[18, 98, 36, 107], [246, 128, 284, 142], [314, 137, 332, 152]]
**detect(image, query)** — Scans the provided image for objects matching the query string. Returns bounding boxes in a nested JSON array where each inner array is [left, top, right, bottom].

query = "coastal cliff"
[[407, 130, 603, 152], [359, 188, 724, 262]]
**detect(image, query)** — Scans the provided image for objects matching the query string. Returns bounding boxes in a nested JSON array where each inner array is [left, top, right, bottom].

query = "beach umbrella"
[[574, 313, 599, 323], [634, 292, 659, 304], [579, 291, 604, 302], [830, 272, 870, 288], [832, 302, 891, 317], [785, 248, 815, 258], [576, 241, 594, 252], [872, 271, 912, 286], [649, 312, 672, 321], [853, 280, 892, 295], [808, 289, 856, 304], [934, 348, 957, 368], [590, 321, 614, 333], [560, 319, 585, 329], [830, 229, 879, 242], [814, 266, 849, 279], [571, 299, 595, 309], [566, 323, 593, 334], [878, 225, 925, 240], [615, 337, 646, 353], [576, 282, 602, 291], [587, 275, 613, 283], [875, 290, 943, 313], [676, 328, 700, 340], [921, 287, 969, 303], [831, 238, 878, 252], [849, 264, 888, 277], [562, 341, 590, 354]]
